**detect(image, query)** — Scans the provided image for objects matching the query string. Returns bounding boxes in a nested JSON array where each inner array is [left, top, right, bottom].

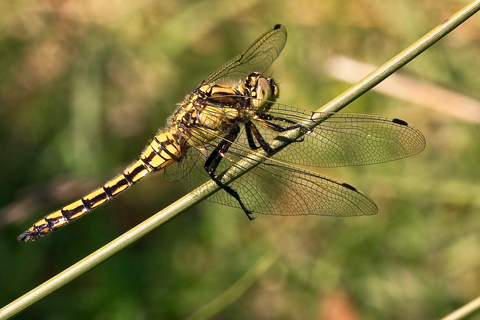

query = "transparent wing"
[[187, 156, 378, 217], [196, 98, 426, 168], [202, 24, 287, 86], [163, 148, 202, 183], [252, 104, 426, 167]]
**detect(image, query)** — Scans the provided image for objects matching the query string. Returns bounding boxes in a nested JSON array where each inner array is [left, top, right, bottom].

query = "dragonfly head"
[[243, 72, 279, 114]]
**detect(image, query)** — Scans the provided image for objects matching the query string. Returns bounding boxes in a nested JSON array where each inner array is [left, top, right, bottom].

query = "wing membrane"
[[202, 24, 287, 86], [195, 99, 426, 168], [190, 158, 378, 216], [258, 108, 425, 167]]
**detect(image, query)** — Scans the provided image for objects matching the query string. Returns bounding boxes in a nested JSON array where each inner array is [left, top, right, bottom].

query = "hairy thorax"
[[170, 73, 280, 150]]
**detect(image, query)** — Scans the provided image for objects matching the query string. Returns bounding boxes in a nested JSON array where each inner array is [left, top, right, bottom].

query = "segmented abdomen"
[[17, 131, 182, 242]]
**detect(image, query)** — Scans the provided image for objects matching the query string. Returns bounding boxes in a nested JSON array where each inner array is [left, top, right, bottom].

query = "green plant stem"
[[1, 1, 480, 319], [441, 296, 480, 320]]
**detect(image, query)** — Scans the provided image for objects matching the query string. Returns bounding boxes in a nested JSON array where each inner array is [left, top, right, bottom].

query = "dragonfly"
[[17, 24, 425, 242]]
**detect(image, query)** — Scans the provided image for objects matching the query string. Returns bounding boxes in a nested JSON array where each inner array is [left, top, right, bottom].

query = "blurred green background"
[[2, 0, 480, 319]]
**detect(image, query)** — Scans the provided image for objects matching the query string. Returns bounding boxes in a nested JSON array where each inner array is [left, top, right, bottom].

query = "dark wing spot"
[[341, 182, 358, 192], [392, 118, 408, 126]]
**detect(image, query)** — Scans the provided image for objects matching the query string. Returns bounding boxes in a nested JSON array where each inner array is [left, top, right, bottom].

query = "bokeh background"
[[2, 0, 480, 319]]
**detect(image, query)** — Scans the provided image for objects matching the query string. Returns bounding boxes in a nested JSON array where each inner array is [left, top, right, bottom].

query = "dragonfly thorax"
[[171, 73, 279, 149]]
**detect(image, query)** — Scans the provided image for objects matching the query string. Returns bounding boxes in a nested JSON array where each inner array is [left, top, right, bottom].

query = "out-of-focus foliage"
[[1, 1, 480, 319]]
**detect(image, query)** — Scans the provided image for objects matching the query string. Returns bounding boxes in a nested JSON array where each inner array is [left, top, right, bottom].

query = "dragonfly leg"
[[254, 114, 310, 144], [245, 121, 261, 150], [257, 118, 310, 148], [254, 113, 298, 128], [204, 125, 255, 220], [247, 119, 309, 154], [246, 121, 274, 152]]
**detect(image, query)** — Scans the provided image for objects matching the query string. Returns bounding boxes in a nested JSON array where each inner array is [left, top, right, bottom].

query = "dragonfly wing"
[[203, 24, 287, 86], [163, 147, 203, 183], [204, 160, 378, 216], [242, 103, 426, 167]]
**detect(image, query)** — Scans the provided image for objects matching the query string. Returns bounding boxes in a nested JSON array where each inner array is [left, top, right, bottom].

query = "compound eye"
[[253, 77, 275, 113], [255, 77, 273, 101]]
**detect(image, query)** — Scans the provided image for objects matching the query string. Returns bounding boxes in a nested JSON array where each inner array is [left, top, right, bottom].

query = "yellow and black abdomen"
[[17, 131, 182, 242]]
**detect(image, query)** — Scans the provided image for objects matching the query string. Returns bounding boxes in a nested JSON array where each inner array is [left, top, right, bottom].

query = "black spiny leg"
[[254, 113, 310, 144], [245, 122, 261, 150], [204, 125, 255, 220], [246, 121, 274, 152], [254, 113, 301, 129], [246, 118, 308, 155]]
